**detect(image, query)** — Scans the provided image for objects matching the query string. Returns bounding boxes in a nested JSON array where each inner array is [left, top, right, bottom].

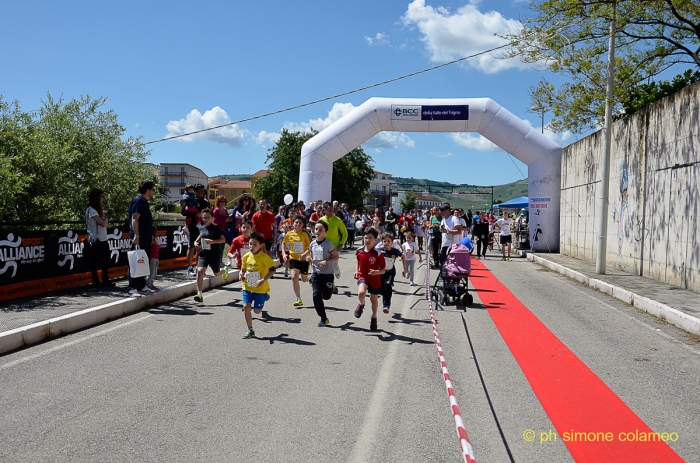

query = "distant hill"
[[391, 177, 528, 211]]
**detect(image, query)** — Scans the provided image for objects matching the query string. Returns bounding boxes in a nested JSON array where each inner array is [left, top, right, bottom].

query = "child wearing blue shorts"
[[240, 232, 276, 339]]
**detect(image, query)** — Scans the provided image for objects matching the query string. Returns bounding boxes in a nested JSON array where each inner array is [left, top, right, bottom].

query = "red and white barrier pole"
[[426, 264, 476, 463]]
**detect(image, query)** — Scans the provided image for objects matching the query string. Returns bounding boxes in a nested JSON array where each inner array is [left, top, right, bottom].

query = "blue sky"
[[2, 0, 582, 186]]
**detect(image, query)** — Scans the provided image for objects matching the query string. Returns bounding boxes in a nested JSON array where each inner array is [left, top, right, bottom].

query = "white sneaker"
[[410, 281, 415, 286], [128, 288, 141, 297], [334, 269, 341, 279]]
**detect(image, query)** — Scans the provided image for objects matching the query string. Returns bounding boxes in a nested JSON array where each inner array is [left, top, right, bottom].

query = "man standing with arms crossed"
[[319, 201, 347, 294]]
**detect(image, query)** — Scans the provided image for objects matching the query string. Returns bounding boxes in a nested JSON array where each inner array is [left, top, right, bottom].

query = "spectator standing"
[[85, 188, 114, 289], [384, 207, 398, 235], [251, 199, 277, 256], [127, 181, 155, 296], [438, 203, 462, 266], [147, 227, 161, 291]]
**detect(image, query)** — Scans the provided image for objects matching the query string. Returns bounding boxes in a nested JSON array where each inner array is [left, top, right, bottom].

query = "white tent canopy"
[[297, 97, 562, 252]]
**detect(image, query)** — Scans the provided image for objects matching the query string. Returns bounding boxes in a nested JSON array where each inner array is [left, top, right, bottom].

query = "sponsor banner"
[[391, 104, 470, 121], [529, 197, 551, 209], [0, 225, 190, 301], [391, 105, 421, 119], [421, 105, 469, 121]]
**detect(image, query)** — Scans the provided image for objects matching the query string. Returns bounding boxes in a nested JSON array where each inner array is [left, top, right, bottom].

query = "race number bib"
[[385, 257, 395, 270], [292, 241, 304, 254], [312, 247, 324, 261], [246, 271, 260, 285], [201, 239, 211, 250]]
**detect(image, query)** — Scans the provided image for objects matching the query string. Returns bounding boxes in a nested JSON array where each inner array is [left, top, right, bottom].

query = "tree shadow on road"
[[257, 333, 316, 346], [148, 304, 213, 316], [387, 313, 431, 326]]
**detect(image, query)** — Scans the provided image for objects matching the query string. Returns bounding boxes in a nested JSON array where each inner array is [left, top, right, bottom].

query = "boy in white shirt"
[[495, 211, 515, 261]]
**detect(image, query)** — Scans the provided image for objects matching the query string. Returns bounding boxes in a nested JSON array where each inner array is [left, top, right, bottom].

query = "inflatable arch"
[[297, 97, 562, 252]]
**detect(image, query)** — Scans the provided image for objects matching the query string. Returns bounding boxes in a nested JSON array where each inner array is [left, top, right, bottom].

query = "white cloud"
[[366, 32, 390, 46], [402, 0, 529, 74], [450, 133, 501, 152], [255, 130, 281, 145], [282, 102, 415, 150], [542, 127, 575, 147], [429, 151, 454, 158], [165, 106, 246, 147]]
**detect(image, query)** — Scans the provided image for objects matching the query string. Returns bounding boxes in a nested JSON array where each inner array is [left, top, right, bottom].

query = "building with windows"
[[364, 170, 395, 209], [159, 163, 209, 203], [208, 178, 252, 205]]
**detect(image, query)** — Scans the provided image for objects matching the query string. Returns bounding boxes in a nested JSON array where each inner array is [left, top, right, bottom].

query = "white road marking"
[[0, 314, 153, 370]]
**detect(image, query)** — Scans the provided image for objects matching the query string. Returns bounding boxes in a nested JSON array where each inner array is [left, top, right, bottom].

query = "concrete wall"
[[561, 81, 700, 291]]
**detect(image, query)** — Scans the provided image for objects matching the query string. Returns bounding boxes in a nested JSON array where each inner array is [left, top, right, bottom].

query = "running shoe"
[[265, 293, 271, 302], [284, 268, 289, 278], [382, 306, 390, 314], [410, 281, 415, 286], [293, 298, 304, 307], [243, 329, 256, 339], [354, 304, 364, 318], [222, 266, 229, 281], [317, 318, 330, 327], [508, 256, 513, 261], [146, 284, 160, 292], [187, 267, 196, 277], [193, 293, 203, 302], [127, 288, 141, 297], [332, 284, 338, 295], [370, 317, 378, 332], [501, 257, 507, 261]]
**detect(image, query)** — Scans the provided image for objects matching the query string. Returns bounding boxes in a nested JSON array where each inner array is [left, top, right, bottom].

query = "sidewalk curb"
[[0, 270, 242, 356], [525, 253, 700, 336]]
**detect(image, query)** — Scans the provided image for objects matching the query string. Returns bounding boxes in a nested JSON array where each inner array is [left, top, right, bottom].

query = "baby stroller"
[[431, 243, 473, 309]]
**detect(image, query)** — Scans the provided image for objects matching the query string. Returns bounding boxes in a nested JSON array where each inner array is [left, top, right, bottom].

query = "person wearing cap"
[[438, 203, 463, 267]]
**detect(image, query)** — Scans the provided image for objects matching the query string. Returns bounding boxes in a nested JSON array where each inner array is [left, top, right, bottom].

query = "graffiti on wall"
[[612, 159, 630, 260]]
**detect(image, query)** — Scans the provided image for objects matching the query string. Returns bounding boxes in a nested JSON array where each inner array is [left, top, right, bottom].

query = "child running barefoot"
[[226, 221, 252, 270], [193, 209, 228, 302], [240, 232, 276, 339], [376, 232, 405, 314], [281, 215, 312, 307], [301, 221, 339, 326], [354, 227, 386, 332], [401, 231, 422, 286]]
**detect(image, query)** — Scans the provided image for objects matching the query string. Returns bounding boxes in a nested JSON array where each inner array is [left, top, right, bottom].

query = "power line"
[[143, 44, 509, 146]]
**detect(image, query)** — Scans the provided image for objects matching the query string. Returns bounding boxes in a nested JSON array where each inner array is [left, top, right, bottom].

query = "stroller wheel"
[[464, 293, 474, 306]]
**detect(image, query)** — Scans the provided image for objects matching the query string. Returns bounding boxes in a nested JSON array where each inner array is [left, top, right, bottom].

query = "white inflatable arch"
[[297, 97, 562, 252]]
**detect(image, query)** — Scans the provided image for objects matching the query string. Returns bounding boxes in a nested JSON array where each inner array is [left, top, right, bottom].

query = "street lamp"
[[531, 106, 546, 134]]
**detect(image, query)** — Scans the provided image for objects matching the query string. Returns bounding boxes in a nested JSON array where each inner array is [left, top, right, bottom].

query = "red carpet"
[[468, 258, 683, 462]]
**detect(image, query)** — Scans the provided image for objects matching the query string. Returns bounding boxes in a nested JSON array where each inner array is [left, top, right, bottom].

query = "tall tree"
[[400, 192, 417, 211], [253, 129, 374, 210], [503, 0, 700, 133], [0, 94, 154, 226]]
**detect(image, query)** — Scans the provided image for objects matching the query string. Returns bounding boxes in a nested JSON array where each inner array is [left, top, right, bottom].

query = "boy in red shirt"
[[251, 199, 277, 257], [227, 221, 252, 270], [354, 227, 386, 331]]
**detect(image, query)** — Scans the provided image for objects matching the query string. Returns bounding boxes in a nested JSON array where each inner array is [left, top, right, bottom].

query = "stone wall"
[[560, 81, 700, 291]]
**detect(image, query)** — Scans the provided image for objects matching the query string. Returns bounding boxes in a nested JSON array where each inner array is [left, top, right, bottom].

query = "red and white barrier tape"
[[426, 264, 476, 463]]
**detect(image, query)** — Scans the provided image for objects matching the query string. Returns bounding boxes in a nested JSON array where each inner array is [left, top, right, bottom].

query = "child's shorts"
[[312, 273, 334, 300], [357, 279, 382, 295], [242, 290, 267, 309], [290, 259, 310, 275], [197, 255, 221, 273]]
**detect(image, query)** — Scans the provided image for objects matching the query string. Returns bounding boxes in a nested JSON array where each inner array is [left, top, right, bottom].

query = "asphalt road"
[[1, 249, 698, 462]]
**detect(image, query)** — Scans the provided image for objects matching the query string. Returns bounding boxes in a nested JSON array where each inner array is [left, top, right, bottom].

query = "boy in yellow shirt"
[[240, 232, 276, 339], [281, 215, 312, 307]]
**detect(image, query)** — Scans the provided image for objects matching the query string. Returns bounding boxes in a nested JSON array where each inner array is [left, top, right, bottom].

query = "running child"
[[301, 221, 339, 326], [226, 221, 252, 270], [376, 232, 405, 314], [281, 215, 312, 307], [193, 208, 228, 302], [353, 227, 386, 332], [240, 231, 276, 339], [401, 231, 422, 286]]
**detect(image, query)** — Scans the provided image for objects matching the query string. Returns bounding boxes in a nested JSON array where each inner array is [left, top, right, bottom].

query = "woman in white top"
[[86, 188, 114, 288]]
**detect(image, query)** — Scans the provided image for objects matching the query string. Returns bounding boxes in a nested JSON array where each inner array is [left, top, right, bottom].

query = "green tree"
[[399, 192, 417, 211], [253, 129, 374, 210], [503, 0, 700, 133], [0, 94, 154, 227]]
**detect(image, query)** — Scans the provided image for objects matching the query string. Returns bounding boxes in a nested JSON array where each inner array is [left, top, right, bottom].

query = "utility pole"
[[596, 6, 616, 275]]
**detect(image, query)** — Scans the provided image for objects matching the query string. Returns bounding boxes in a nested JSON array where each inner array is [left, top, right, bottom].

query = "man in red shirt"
[[252, 199, 276, 256]]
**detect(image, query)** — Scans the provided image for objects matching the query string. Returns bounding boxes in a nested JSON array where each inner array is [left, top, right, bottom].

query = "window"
[[180, 189, 184, 195], [382, 186, 386, 194]]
